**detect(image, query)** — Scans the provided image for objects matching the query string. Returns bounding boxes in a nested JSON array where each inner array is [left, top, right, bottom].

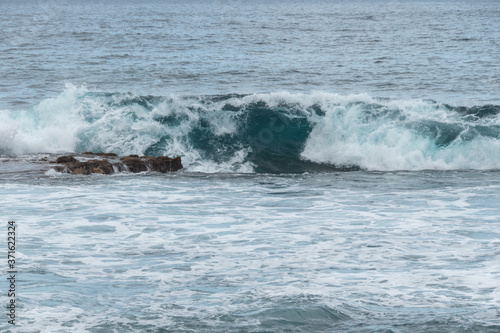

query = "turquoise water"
[[1, 0, 500, 332]]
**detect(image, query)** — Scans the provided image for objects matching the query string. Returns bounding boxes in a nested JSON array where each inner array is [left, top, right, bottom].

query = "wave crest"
[[1, 85, 500, 172]]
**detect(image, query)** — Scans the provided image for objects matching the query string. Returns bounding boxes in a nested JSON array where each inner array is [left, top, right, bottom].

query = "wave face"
[[1, 85, 500, 173]]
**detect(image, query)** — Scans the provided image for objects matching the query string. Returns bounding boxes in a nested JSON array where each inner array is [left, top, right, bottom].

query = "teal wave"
[[2, 87, 500, 172]]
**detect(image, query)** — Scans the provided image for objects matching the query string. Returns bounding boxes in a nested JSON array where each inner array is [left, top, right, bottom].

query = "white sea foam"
[[0, 85, 85, 155], [2, 173, 499, 331]]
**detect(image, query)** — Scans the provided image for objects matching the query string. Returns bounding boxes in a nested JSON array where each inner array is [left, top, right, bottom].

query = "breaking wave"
[[1, 85, 500, 173]]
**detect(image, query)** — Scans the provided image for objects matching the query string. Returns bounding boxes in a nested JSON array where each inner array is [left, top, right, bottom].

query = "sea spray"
[[0, 86, 84, 155]]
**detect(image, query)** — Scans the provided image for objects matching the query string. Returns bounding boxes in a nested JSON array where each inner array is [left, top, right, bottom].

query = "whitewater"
[[1, 0, 500, 332], [2, 85, 500, 173]]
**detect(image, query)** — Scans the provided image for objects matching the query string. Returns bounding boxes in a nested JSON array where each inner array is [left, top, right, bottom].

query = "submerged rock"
[[53, 154, 182, 175]]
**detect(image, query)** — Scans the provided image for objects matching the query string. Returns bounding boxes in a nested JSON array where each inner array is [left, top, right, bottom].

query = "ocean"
[[1, 0, 500, 332]]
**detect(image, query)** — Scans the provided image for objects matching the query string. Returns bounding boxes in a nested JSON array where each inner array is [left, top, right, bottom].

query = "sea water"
[[1, 0, 500, 332]]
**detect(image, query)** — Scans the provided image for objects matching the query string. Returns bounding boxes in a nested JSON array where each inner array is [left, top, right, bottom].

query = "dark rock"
[[172, 156, 183, 172], [120, 155, 183, 173], [141, 156, 183, 173], [82, 152, 94, 155], [51, 153, 182, 175], [120, 156, 148, 173], [52, 166, 66, 172], [95, 153, 117, 157], [158, 156, 183, 172], [56, 155, 77, 163], [68, 159, 114, 175]]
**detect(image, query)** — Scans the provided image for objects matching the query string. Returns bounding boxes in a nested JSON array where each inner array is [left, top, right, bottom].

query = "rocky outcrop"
[[120, 155, 183, 173], [94, 153, 118, 157], [54, 159, 114, 175], [120, 156, 148, 173], [56, 156, 77, 164], [52, 153, 182, 175]]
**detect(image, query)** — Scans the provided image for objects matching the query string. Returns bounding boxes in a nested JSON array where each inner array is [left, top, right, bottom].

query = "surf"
[[1, 85, 500, 173]]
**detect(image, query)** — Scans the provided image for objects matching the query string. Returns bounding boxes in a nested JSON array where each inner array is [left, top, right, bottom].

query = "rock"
[[141, 156, 183, 173], [52, 153, 182, 175], [95, 153, 118, 157], [119, 155, 183, 173], [120, 156, 148, 173], [70, 159, 114, 175], [157, 156, 183, 172], [56, 155, 77, 163]]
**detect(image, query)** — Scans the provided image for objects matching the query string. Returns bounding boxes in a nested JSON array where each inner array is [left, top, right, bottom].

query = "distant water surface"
[[0, 0, 499, 108]]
